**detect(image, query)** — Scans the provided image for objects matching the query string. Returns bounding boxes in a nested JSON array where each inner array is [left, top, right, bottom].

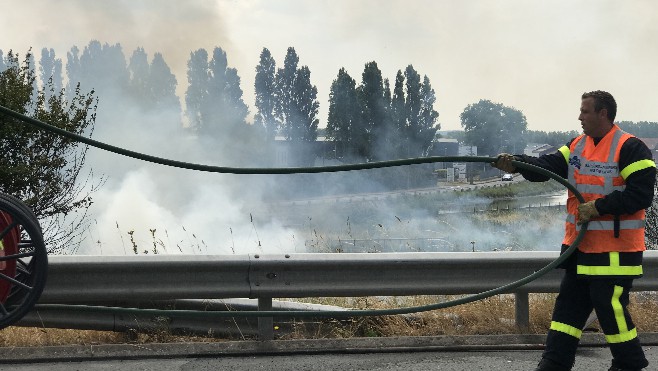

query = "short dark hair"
[[582, 90, 617, 122]]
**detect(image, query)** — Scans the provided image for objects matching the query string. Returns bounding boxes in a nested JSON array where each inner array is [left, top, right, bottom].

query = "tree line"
[[452, 100, 658, 156], [5, 42, 657, 162]]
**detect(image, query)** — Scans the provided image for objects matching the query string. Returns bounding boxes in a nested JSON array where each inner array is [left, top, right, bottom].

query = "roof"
[[524, 143, 556, 156]]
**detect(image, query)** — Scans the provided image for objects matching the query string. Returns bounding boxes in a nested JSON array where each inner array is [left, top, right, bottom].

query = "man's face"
[[578, 97, 607, 137]]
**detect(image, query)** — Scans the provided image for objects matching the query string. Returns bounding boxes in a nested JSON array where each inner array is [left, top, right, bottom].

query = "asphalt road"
[[1, 334, 657, 371], [1, 346, 657, 370]]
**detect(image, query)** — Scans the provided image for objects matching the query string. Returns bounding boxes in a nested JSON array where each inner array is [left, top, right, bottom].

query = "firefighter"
[[492, 90, 655, 371]]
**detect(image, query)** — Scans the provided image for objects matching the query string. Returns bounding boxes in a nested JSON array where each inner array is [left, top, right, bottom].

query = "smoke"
[[75, 87, 303, 255], [71, 88, 566, 256], [87, 167, 300, 255], [270, 190, 566, 254]]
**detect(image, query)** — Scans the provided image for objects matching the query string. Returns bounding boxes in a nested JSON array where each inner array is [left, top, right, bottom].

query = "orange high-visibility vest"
[[560, 126, 647, 253]]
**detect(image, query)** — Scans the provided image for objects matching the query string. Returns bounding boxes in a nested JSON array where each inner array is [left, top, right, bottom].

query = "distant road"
[[269, 175, 522, 206]]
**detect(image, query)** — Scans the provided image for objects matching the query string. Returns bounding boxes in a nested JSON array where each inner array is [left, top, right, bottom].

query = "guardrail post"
[[514, 291, 530, 333], [258, 297, 274, 340]]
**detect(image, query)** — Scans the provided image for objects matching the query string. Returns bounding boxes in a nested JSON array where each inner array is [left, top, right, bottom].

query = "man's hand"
[[577, 200, 600, 225], [491, 153, 516, 173]]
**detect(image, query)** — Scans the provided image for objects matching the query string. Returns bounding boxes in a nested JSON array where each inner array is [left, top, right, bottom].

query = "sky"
[[0, 0, 654, 255], [2, 0, 657, 133]]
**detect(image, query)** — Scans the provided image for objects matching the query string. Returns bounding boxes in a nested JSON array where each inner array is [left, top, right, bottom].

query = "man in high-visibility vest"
[[493, 90, 656, 371]]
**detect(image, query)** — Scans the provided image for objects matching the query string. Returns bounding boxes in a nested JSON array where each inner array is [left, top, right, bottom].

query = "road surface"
[[1, 346, 657, 370], [1, 334, 657, 370]]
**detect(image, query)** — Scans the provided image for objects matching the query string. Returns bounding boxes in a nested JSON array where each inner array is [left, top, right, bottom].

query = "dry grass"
[[281, 293, 658, 340], [0, 327, 230, 347], [0, 328, 125, 347], [1, 293, 657, 346], [279, 294, 553, 339], [629, 292, 658, 331]]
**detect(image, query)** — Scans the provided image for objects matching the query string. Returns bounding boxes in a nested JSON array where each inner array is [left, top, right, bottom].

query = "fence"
[[20, 251, 658, 340]]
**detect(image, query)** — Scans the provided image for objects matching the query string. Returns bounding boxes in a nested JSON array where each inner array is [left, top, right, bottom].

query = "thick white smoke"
[[86, 167, 300, 255]]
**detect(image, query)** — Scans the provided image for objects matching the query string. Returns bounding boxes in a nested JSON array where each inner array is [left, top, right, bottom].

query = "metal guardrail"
[[20, 251, 658, 339]]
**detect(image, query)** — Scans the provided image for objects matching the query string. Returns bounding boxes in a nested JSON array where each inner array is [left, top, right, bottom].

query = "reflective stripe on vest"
[[568, 127, 625, 196], [574, 183, 625, 194], [563, 126, 647, 253], [567, 215, 646, 230]]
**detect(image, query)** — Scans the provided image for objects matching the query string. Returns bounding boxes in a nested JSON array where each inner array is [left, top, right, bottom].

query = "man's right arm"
[[492, 142, 571, 182], [515, 150, 569, 181]]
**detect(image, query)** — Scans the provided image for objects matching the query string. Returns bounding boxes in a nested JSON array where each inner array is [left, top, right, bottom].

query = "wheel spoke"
[[18, 240, 35, 248], [0, 221, 19, 240], [15, 264, 30, 275], [0, 272, 32, 291], [0, 251, 36, 262]]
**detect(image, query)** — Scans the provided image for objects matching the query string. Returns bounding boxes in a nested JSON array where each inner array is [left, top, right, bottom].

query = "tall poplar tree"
[[223, 67, 249, 130], [288, 65, 319, 141], [149, 52, 180, 114], [184, 46, 249, 159], [416, 75, 440, 156], [128, 47, 151, 108], [403, 65, 422, 157], [254, 47, 277, 140], [275, 47, 299, 137], [185, 48, 209, 129], [39, 48, 63, 104], [65, 46, 81, 102], [78, 41, 129, 96], [200, 47, 248, 138], [201, 47, 229, 137], [391, 70, 406, 158], [327, 67, 359, 158], [382, 76, 393, 143], [274, 47, 318, 142], [359, 61, 390, 160]]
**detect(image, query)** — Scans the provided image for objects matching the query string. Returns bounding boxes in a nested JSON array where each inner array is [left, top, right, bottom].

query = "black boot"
[[534, 358, 571, 371], [608, 367, 644, 371]]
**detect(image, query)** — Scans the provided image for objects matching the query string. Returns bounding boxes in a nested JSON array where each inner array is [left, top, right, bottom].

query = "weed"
[[127, 230, 137, 255]]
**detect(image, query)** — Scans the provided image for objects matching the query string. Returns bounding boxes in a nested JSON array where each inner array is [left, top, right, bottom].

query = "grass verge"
[[2, 293, 657, 346]]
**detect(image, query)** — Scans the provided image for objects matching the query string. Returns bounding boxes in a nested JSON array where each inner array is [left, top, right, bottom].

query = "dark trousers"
[[542, 268, 648, 369]]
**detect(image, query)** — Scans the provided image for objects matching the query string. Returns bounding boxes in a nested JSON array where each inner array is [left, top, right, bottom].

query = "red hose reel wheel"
[[0, 211, 19, 302], [0, 193, 48, 330]]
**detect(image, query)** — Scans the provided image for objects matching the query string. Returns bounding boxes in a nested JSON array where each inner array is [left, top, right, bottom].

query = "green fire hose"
[[0, 104, 585, 319]]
